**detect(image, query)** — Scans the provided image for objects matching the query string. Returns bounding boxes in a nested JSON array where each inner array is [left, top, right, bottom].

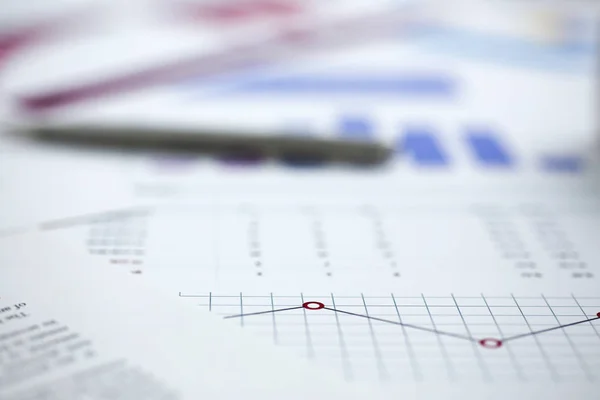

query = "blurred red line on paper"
[[0, 8, 94, 69], [180, 0, 303, 22], [0, 26, 53, 66], [18, 7, 412, 114]]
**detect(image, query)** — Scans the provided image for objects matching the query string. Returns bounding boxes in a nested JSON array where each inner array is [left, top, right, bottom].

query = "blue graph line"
[[226, 74, 456, 96]]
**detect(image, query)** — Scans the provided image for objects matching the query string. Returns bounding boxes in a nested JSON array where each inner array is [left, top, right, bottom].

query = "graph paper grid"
[[180, 293, 600, 383]]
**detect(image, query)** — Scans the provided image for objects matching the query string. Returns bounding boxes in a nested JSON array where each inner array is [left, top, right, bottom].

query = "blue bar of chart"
[[338, 117, 374, 141], [540, 155, 584, 173], [398, 129, 449, 166], [465, 131, 514, 167], [210, 117, 589, 175]]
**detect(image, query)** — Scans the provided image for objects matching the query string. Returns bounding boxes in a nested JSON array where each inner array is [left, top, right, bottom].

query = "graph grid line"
[[181, 293, 600, 383], [201, 294, 600, 349]]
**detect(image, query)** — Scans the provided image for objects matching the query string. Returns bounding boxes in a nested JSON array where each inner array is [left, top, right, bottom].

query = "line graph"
[[180, 293, 600, 382], [223, 300, 600, 349]]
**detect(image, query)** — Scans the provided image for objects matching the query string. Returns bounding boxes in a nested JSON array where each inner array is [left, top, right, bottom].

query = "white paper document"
[[0, 233, 387, 399], [2, 2, 599, 398], [42, 188, 600, 399]]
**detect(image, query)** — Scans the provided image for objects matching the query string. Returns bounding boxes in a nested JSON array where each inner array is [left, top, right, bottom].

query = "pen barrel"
[[26, 125, 392, 165]]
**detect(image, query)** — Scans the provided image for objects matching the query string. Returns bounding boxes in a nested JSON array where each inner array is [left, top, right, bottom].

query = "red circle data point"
[[478, 338, 503, 349], [302, 301, 325, 310], [597, 312, 600, 318]]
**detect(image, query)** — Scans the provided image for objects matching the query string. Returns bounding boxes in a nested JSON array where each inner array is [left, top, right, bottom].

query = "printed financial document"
[[4, 2, 600, 398], [0, 233, 388, 400], [43, 80, 600, 400], [43, 170, 600, 400]]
